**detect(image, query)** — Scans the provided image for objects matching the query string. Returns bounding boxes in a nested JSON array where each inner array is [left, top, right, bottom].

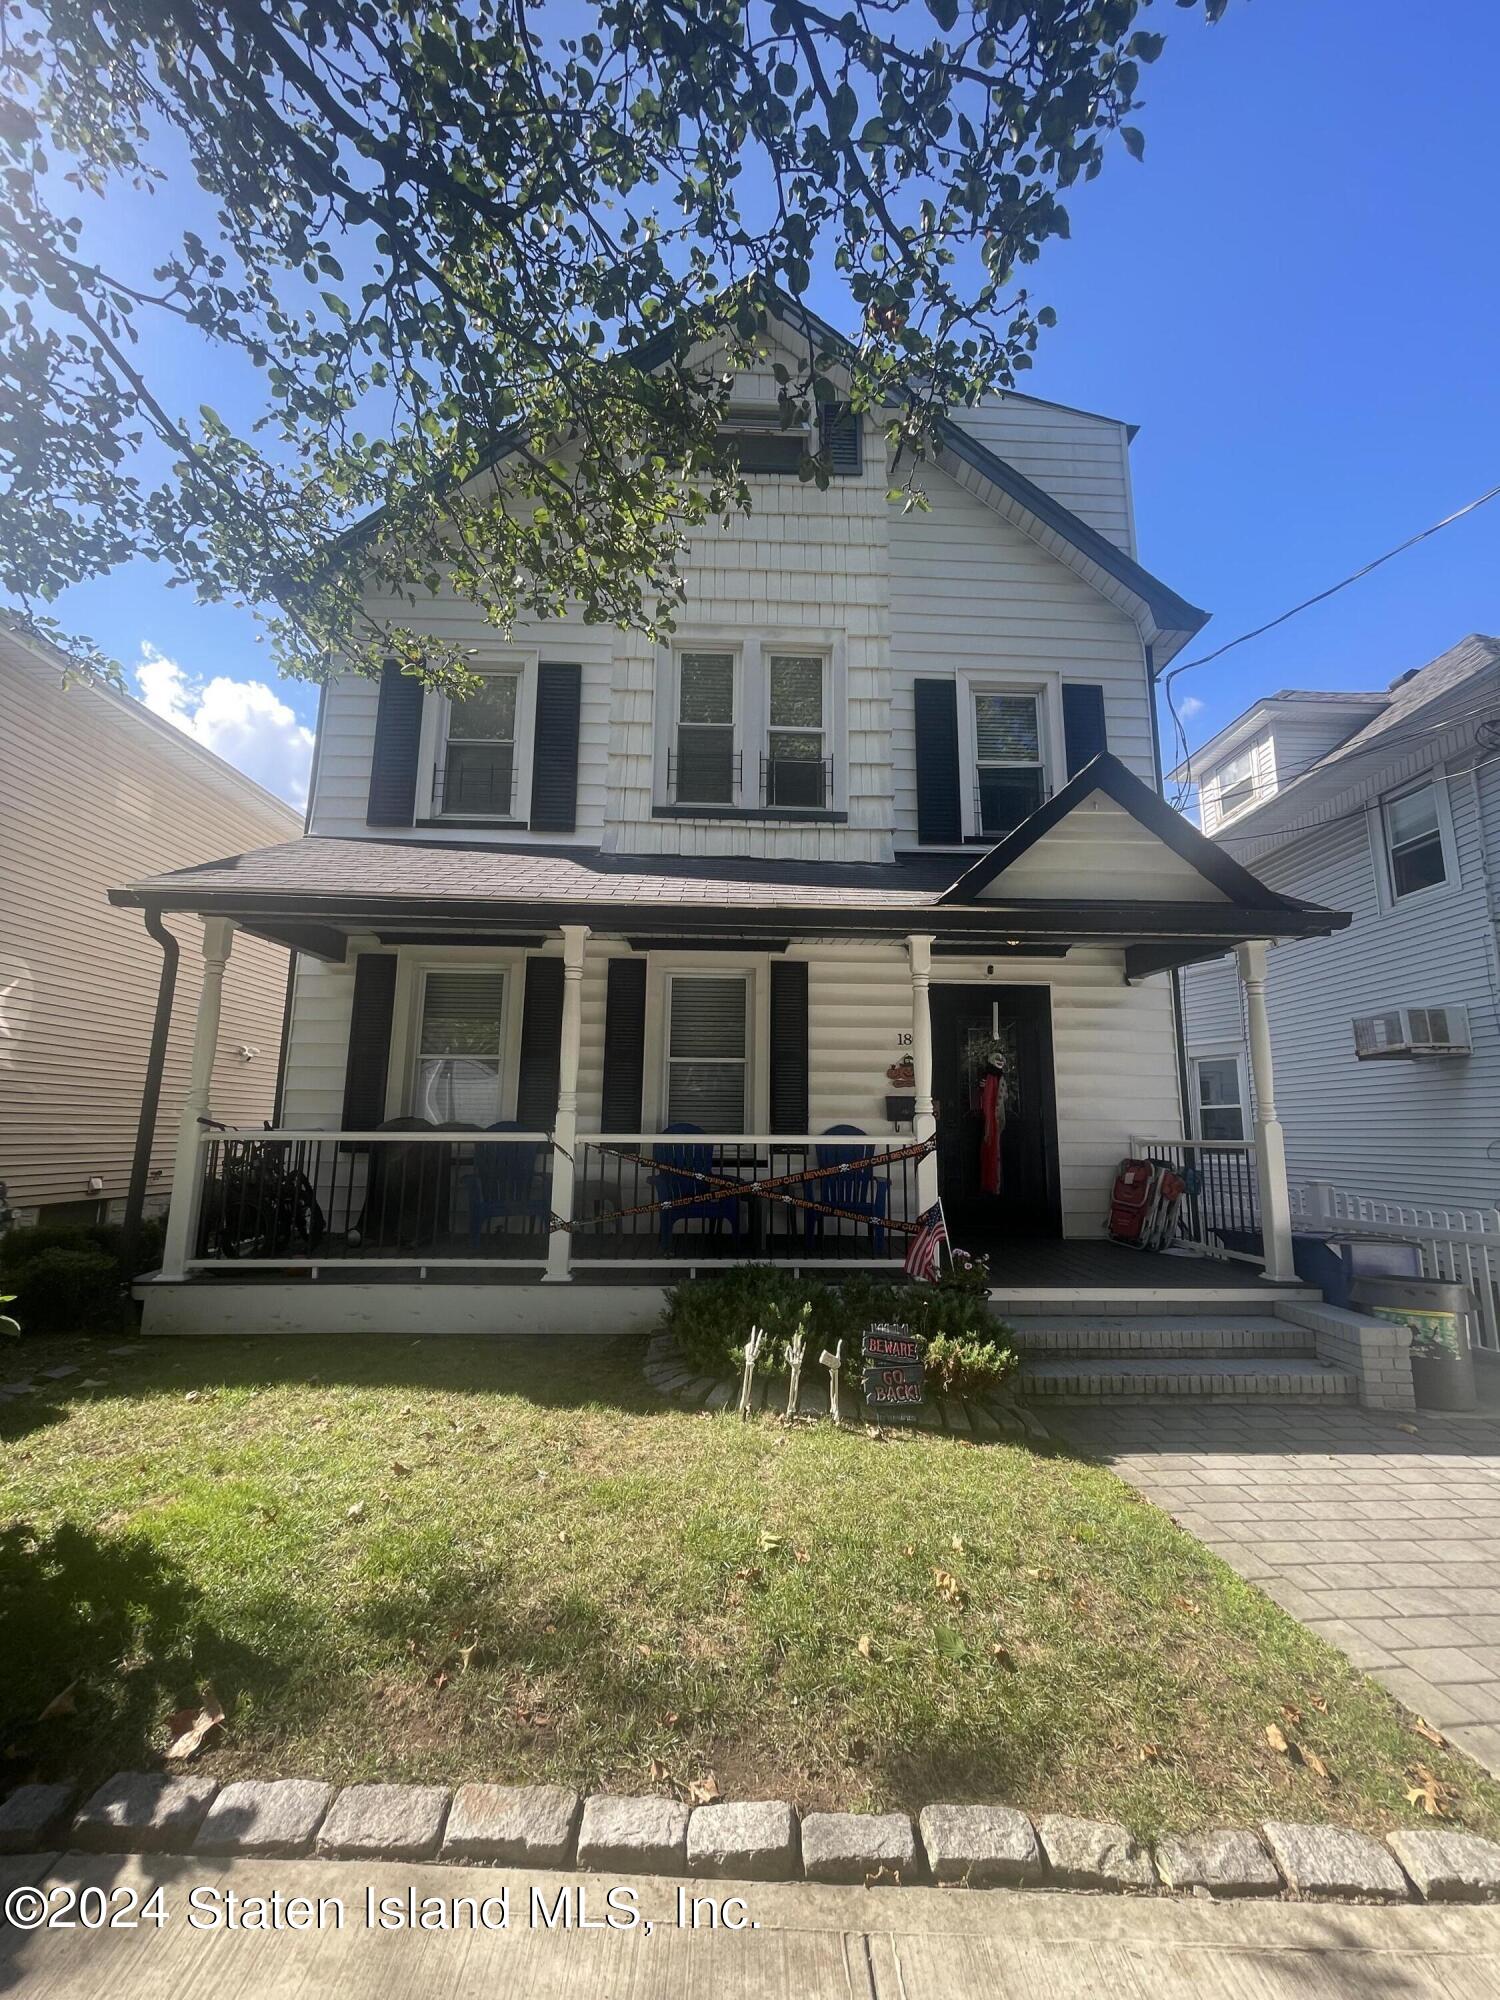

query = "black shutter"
[[515, 956, 565, 1128], [818, 401, 862, 474], [529, 663, 582, 832], [600, 958, 648, 1132], [341, 953, 398, 1128], [366, 660, 425, 826], [1062, 683, 1108, 777], [768, 961, 809, 1134], [914, 679, 962, 844]]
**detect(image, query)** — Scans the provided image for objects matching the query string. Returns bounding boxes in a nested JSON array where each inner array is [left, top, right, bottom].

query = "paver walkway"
[[4, 1851, 1499, 1999], [1052, 1401, 1500, 1777]]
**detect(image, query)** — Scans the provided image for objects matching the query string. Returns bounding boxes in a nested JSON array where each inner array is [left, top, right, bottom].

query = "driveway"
[[1052, 1399, 1500, 1777]]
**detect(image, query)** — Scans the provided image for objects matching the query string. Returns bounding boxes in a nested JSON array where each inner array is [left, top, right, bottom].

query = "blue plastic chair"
[[651, 1123, 743, 1249], [465, 1121, 552, 1247], [804, 1124, 888, 1253]]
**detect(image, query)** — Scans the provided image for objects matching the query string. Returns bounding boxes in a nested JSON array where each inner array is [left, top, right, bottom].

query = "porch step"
[[1018, 1355, 1357, 1404], [987, 1285, 1320, 1317], [1005, 1315, 1316, 1362]]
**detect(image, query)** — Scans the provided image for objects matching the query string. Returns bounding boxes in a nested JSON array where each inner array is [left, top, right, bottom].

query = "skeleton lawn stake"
[[785, 1328, 807, 1418], [739, 1324, 766, 1420], [819, 1341, 845, 1426]]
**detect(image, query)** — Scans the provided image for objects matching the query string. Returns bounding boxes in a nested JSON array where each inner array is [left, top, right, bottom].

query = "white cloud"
[[1177, 693, 1205, 721], [134, 643, 314, 809]]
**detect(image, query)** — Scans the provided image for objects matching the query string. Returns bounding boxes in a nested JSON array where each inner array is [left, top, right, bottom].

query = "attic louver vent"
[[1353, 1005, 1472, 1060], [818, 401, 862, 474]]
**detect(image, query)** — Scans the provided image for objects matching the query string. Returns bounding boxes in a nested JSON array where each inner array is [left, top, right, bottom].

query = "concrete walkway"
[[1053, 1400, 1500, 1775], [4, 1850, 1499, 1999]]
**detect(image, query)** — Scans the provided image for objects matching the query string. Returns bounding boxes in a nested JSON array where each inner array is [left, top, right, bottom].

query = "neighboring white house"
[[0, 619, 300, 1228], [109, 290, 1354, 1352], [1172, 633, 1500, 1217]]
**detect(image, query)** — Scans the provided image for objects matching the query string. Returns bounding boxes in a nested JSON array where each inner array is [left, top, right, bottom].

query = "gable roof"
[[329, 283, 1207, 661], [940, 753, 1311, 912], [1168, 689, 1391, 784]]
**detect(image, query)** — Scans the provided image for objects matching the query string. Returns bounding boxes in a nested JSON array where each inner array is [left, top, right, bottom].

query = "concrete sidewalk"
[[4, 1850, 1499, 1998]]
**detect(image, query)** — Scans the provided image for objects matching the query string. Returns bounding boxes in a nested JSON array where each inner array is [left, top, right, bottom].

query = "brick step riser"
[[1020, 1373, 1357, 1403], [988, 1293, 1317, 1318], [1027, 1392, 1359, 1406]]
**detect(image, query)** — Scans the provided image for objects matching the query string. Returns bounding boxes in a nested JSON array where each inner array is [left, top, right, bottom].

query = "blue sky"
[[52, 0, 1500, 807]]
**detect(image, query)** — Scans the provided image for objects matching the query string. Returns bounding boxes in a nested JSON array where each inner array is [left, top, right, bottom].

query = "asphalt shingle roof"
[[125, 836, 963, 910]]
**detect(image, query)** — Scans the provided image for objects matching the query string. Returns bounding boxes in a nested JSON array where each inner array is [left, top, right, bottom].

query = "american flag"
[[904, 1201, 950, 1282]]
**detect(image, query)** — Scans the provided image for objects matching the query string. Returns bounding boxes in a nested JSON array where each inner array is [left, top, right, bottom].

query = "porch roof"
[[110, 814, 1349, 975]]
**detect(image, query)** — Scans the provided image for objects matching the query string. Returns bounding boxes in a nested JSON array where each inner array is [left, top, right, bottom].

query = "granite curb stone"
[[800, 1811, 918, 1885], [73, 1774, 220, 1853], [442, 1785, 581, 1866], [315, 1785, 450, 1861], [1262, 1821, 1410, 1901], [577, 1794, 690, 1874], [0, 1783, 77, 1853], [194, 1779, 335, 1858], [1154, 1828, 1281, 1896], [918, 1804, 1042, 1887], [1036, 1814, 1157, 1890], [686, 1800, 799, 1880], [1385, 1828, 1500, 1902]]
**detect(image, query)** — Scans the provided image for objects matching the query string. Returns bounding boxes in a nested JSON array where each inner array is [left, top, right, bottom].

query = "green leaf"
[[1121, 126, 1146, 161], [926, 0, 960, 28]]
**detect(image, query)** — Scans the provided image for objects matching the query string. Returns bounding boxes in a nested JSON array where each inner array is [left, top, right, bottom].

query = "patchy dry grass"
[[2, 1328, 1498, 1840]]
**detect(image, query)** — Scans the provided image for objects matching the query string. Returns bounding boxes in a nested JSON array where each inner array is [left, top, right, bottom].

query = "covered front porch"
[[111, 756, 1348, 1330]]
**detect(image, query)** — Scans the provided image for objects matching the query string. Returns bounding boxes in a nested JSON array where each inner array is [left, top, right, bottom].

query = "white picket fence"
[[1289, 1180, 1500, 1355]]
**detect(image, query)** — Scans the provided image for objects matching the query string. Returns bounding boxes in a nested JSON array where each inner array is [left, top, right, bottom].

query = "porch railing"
[[1130, 1137, 1262, 1264], [183, 1126, 913, 1273], [570, 1134, 913, 1268], [1289, 1180, 1500, 1355], [190, 1129, 554, 1267]]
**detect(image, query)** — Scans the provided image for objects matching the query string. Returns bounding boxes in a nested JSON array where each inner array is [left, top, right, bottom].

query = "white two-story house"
[[113, 293, 1357, 1367]]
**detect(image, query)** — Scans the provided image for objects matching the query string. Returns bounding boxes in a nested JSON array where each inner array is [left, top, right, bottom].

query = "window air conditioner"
[[1352, 1005, 1472, 1060]]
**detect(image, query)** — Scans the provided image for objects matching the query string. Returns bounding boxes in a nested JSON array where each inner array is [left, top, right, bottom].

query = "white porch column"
[[907, 934, 940, 1212], [160, 916, 234, 1279], [544, 925, 590, 1282], [1236, 938, 1296, 1282]]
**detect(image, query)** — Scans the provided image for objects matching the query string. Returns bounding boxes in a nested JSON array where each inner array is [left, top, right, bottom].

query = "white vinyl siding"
[[1183, 688, 1500, 1213]]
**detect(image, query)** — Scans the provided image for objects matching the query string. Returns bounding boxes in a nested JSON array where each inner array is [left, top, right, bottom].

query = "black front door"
[[929, 984, 1061, 1240]]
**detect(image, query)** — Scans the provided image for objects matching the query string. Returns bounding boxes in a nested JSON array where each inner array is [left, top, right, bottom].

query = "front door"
[[929, 984, 1062, 1240]]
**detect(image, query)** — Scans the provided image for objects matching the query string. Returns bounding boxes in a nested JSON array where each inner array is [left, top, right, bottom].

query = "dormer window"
[[1213, 745, 1258, 822]]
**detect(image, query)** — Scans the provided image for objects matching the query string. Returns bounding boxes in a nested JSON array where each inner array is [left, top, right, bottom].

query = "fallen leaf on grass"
[[457, 1642, 478, 1673], [1301, 1748, 1332, 1781], [649, 1758, 671, 1784], [428, 1669, 449, 1692], [37, 1683, 77, 1722], [757, 1530, 784, 1554], [391, 1461, 412, 1479], [688, 1774, 721, 1805], [932, 1567, 965, 1607], [346, 1501, 367, 1522], [793, 1547, 811, 1565], [1413, 1718, 1448, 1749], [856, 1633, 874, 1660], [1281, 1704, 1303, 1726], [1266, 1723, 1291, 1755], [1406, 1766, 1450, 1818], [165, 1690, 224, 1760], [1138, 1744, 1162, 1764], [990, 1643, 1015, 1669]]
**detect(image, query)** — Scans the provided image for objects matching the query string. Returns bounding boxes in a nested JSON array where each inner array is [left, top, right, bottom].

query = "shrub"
[[8, 1247, 121, 1334], [662, 1266, 1016, 1399], [0, 1216, 163, 1334]]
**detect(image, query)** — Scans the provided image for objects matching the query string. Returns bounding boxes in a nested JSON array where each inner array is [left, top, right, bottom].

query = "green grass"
[[3, 1328, 1498, 1840]]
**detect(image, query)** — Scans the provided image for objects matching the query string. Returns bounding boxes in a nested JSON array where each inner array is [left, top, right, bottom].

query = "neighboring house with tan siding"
[[0, 619, 300, 1227]]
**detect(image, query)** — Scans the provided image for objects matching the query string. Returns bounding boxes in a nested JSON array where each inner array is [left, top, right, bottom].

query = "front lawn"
[[3, 1329, 1498, 1840]]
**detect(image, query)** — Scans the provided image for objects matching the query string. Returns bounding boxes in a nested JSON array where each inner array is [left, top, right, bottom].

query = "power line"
[[1164, 480, 1500, 805]]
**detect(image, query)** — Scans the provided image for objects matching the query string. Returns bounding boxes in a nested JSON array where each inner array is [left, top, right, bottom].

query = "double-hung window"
[[1382, 783, 1447, 899], [1191, 1055, 1247, 1143], [413, 970, 507, 1124], [672, 652, 737, 806], [438, 671, 520, 818], [1212, 746, 1257, 824], [974, 691, 1046, 837], [664, 974, 749, 1131], [765, 653, 827, 808]]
